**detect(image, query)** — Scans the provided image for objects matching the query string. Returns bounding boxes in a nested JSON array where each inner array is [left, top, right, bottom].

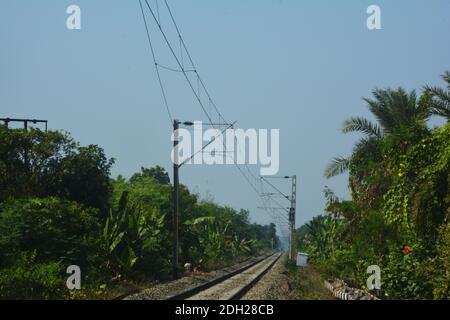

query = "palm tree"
[[424, 71, 450, 120], [324, 88, 430, 178]]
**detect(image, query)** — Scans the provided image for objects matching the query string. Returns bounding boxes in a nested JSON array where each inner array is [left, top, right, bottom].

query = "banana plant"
[[232, 236, 255, 256], [103, 191, 163, 274], [186, 216, 231, 260], [304, 214, 342, 260]]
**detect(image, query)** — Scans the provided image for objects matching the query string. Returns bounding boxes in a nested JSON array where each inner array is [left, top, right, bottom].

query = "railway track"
[[168, 252, 282, 300]]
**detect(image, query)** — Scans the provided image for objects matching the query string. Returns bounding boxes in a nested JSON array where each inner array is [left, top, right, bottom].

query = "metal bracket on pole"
[[0, 118, 48, 132]]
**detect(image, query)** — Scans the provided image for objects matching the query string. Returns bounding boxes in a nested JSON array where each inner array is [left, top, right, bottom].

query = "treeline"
[[297, 72, 450, 300], [0, 127, 278, 299]]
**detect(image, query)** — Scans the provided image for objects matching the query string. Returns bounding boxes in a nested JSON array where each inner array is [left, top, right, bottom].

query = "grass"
[[286, 260, 335, 300]]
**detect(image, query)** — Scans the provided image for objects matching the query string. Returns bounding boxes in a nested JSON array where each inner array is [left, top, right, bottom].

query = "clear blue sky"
[[1, 0, 449, 233]]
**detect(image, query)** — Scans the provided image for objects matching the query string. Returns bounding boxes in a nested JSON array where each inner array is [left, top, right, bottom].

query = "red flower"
[[404, 246, 411, 254]]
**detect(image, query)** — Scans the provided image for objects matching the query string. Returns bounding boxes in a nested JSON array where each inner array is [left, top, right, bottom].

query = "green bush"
[[301, 122, 449, 299], [0, 126, 280, 299], [0, 127, 114, 212], [0, 197, 104, 275], [109, 176, 171, 279], [433, 223, 450, 299], [0, 252, 64, 299], [381, 241, 435, 299]]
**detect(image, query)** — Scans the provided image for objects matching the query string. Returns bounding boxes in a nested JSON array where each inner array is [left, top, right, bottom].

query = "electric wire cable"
[[139, 0, 288, 229], [139, 0, 173, 123]]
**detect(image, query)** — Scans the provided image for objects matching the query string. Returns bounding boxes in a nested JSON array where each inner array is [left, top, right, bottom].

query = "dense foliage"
[[0, 129, 278, 299], [0, 126, 114, 212], [299, 72, 450, 300]]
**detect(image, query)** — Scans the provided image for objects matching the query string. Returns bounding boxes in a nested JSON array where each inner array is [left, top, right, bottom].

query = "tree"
[[129, 166, 170, 185], [0, 127, 73, 201], [0, 127, 114, 212], [424, 71, 450, 121], [46, 144, 114, 212], [325, 88, 430, 178], [318, 76, 450, 299]]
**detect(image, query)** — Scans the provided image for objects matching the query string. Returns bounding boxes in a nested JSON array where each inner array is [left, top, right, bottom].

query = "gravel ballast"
[[242, 253, 296, 300], [124, 254, 271, 300]]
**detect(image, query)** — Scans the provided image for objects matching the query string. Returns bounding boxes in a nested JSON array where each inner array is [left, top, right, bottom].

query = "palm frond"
[[364, 91, 397, 133], [424, 76, 450, 121], [424, 86, 448, 102], [432, 103, 450, 120], [364, 88, 430, 133], [342, 117, 383, 138], [442, 71, 450, 88], [324, 156, 350, 179]]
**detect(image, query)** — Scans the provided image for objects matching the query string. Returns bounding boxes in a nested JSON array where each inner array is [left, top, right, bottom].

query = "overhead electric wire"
[[157, 63, 196, 73], [143, 0, 215, 125], [259, 176, 291, 224], [163, 0, 228, 124], [161, 0, 263, 188], [261, 184, 289, 228], [155, 0, 161, 24], [260, 176, 290, 200], [139, 0, 173, 123], [178, 122, 236, 168], [139, 0, 285, 228], [259, 180, 289, 224], [161, 0, 264, 190]]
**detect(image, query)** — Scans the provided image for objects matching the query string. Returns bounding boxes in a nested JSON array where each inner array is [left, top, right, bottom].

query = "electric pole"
[[260, 175, 297, 260], [171, 120, 231, 279], [172, 120, 180, 279], [289, 175, 297, 261]]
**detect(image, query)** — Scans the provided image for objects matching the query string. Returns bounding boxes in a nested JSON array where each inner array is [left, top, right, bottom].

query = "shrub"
[[0, 127, 114, 212], [0, 197, 103, 272], [433, 223, 450, 299], [0, 252, 64, 299]]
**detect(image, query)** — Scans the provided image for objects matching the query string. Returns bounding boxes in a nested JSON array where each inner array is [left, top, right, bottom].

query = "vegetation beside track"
[[285, 260, 334, 300], [296, 72, 450, 300], [0, 126, 279, 299]]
